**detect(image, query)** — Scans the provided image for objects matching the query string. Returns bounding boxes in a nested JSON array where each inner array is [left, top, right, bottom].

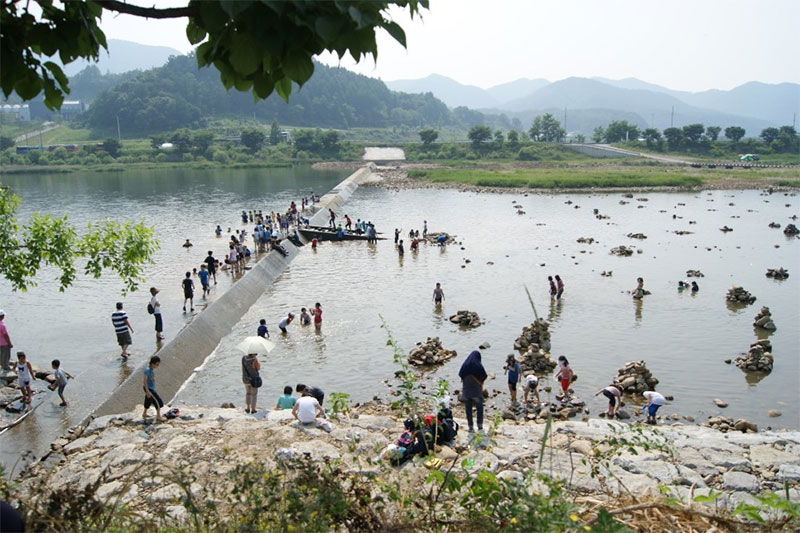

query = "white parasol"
[[235, 336, 275, 357]]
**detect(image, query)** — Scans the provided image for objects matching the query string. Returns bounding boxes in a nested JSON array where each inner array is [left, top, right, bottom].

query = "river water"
[[1, 169, 798, 475], [0, 166, 348, 473], [178, 185, 799, 431]]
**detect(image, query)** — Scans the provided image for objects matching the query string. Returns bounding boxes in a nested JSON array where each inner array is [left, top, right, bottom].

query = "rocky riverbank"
[[13, 403, 799, 529]]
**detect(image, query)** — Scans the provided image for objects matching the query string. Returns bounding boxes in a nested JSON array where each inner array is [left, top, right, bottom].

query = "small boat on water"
[[298, 225, 386, 242]]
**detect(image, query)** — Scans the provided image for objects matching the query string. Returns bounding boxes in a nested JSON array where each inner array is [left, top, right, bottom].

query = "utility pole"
[[670, 106, 674, 128], [116, 115, 121, 140]]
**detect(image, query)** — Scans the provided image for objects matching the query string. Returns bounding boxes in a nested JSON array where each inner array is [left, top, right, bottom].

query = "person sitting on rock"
[[595, 385, 621, 417], [182, 239, 193, 248], [633, 277, 645, 299], [292, 390, 332, 432], [642, 390, 666, 424]]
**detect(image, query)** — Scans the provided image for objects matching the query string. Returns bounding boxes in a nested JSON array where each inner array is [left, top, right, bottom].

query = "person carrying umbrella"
[[236, 336, 274, 414]]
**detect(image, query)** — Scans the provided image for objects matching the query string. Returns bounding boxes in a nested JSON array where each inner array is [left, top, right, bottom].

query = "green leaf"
[[186, 21, 207, 45], [382, 20, 406, 48], [252, 75, 274, 100], [228, 33, 260, 75], [348, 6, 364, 27], [314, 17, 340, 42], [274, 76, 292, 102], [15, 72, 43, 100], [282, 50, 314, 85], [43, 61, 68, 89], [220, 0, 253, 18]]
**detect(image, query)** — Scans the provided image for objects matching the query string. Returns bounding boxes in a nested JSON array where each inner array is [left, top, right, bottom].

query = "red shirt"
[[313, 308, 322, 323]]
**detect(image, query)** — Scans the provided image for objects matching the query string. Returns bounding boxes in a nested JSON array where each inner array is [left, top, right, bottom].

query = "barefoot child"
[[504, 354, 520, 403], [49, 359, 73, 406], [554, 355, 574, 401], [142, 356, 163, 421], [16, 351, 35, 404]]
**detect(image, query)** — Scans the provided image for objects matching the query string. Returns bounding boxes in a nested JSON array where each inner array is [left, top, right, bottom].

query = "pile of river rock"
[[449, 310, 482, 328], [705, 416, 758, 433], [626, 232, 647, 239], [784, 223, 799, 235], [513, 318, 552, 354], [753, 307, 777, 331], [612, 361, 659, 394], [726, 286, 756, 305], [407, 337, 457, 366], [765, 267, 789, 280], [1, 366, 56, 415], [734, 340, 774, 373], [610, 245, 634, 256]]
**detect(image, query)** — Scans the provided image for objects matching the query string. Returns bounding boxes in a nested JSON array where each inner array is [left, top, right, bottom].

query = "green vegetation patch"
[[413, 167, 704, 189]]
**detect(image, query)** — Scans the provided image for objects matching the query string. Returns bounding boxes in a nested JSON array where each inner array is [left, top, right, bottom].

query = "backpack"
[[250, 375, 262, 388], [147, 303, 155, 314], [436, 408, 459, 444], [396, 431, 414, 448]]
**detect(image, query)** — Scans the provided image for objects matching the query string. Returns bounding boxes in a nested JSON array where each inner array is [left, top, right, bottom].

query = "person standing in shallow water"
[[432, 283, 445, 306], [0, 310, 13, 371], [555, 275, 564, 299], [459, 350, 487, 433], [311, 302, 323, 331], [149, 287, 164, 340], [548, 276, 557, 299], [633, 277, 645, 299]]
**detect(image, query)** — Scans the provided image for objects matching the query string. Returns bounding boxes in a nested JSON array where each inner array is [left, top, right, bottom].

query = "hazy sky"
[[98, 0, 800, 92]]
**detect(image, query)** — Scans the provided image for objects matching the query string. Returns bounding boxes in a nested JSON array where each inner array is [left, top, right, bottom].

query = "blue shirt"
[[144, 366, 156, 390], [507, 362, 520, 384], [198, 270, 209, 284], [257, 325, 268, 338]]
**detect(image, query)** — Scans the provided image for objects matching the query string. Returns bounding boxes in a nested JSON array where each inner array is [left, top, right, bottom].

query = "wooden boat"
[[298, 225, 386, 242]]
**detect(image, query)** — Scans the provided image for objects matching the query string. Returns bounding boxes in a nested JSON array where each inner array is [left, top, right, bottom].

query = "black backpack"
[[147, 303, 155, 314], [436, 408, 458, 444]]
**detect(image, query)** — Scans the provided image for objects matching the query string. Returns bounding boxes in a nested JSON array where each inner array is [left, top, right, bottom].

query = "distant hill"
[[485, 78, 550, 106], [499, 77, 774, 133], [80, 55, 455, 136], [386, 74, 498, 109], [593, 78, 800, 125], [62, 39, 182, 76]]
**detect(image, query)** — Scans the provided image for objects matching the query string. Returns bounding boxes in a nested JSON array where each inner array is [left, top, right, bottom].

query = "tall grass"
[[411, 168, 704, 188]]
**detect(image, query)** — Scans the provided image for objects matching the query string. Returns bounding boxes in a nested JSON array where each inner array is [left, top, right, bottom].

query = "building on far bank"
[[1, 104, 31, 121]]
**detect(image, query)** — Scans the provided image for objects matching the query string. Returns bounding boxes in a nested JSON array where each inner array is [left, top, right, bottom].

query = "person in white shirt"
[[149, 287, 164, 340], [292, 392, 332, 432], [642, 390, 666, 424], [523, 374, 540, 405]]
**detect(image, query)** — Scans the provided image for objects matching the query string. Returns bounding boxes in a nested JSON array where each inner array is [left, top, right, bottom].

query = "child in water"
[[677, 281, 686, 291], [691, 281, 699, 292], [49, 359, 73, 406], [554, 356, 574, 401], [504, 354, 520, 403]]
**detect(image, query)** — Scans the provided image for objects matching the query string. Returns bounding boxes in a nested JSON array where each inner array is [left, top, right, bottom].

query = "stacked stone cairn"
[[612, 361, 659, 394], [765, 267, 789, 280], [705, 416, 758, 433], [576, 237, 595, 244], [726, 286, 756, 304], [610, 245, 634, 256], [734, 340, 773, 372], [626, 233, 647, 239], [449, 310, 482, 328], [407, 337, 457, 366], [753, 307, 777, 331], [783, 223, 799, 236], [512, 320, 557, 376], [686, 269, 704, 277]]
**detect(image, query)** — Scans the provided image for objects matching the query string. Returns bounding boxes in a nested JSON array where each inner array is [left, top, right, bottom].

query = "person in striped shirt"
[[111, 302, 134, 358]]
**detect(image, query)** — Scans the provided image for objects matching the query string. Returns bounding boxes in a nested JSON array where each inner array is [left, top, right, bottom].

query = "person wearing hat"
[[149, 287, 164, 340], [0, 310, 12, 371], [278, 312, 295, 334]]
